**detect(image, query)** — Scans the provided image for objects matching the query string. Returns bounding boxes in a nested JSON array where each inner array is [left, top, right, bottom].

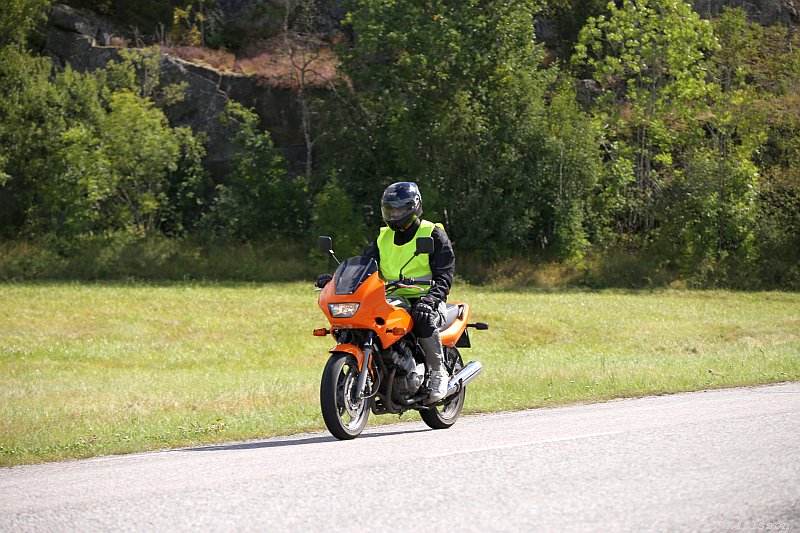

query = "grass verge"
[[1, 283, 798, 466]]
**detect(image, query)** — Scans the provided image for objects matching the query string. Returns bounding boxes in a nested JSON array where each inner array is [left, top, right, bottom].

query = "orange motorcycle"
[[313, 235, 488, 440]]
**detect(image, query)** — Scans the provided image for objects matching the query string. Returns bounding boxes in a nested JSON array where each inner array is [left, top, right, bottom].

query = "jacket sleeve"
[[428, 226, 455, 303], [363, 241, 379, 263]]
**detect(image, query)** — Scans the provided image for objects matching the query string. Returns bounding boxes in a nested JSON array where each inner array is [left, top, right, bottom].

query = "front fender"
[[330, 343, 365, 370]]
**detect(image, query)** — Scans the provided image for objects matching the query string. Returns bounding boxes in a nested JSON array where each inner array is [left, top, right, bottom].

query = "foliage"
[[62, 0, 267, 49], [0, 0, 51, 48], [105, 47, 162, 98], [105, 46, 189, 109], [324, 0, 605, 260], [310, 175, 367, 261], [163, 127, 210, 236], [538, 79, 604, 260], [171, 0, 212, 46], [574, 0, 720, 235], [96, 91, 182, 233], [63, 0, 181, 36], [653, 8, 766, 283], [0, 40, 206, 241], [0, 45, 65, 237], [570, 1, 789, 285], [204, 101, 302, 239], [2, 0, 800, 288], [0, 237, 316, 281], [541, 0, 609, 57], [746, 22, 800, 288]]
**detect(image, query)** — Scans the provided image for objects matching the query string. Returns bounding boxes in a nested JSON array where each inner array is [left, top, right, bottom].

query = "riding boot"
[[418, 330, 445, 371], [419, 331, 448, 402]]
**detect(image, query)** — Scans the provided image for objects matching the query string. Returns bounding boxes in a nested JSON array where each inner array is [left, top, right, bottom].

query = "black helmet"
[[381, 182, 422, 231]]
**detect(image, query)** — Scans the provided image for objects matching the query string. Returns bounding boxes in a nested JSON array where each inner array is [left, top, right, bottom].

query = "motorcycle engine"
[[389, 340, 425, 397]]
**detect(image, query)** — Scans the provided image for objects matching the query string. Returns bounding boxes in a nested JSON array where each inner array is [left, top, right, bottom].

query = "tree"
[[281, 0, 331, 179], [742, 20, 800, 287], [64, 0, 183, 38], [206, 102, 302, 238], [310, 175, 366, 260], [172, 0, 212, 46], [0, 0, 51, 48], [105, 47, 188, 108], [0, 45, 70, 236], [326, 0, 603, 257], [573, 0, 719, 234], [657, 8, 765, 281], [99, 91, 182, 233], [0, 40, 206, 240], [163, 127, 209, 236], [539, 79, 604, 260], [541, 0, 610, 57]]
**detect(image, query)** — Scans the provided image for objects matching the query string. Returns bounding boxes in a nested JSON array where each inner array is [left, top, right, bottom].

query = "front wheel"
[[320, 353, 370, 440], [420, 347, 465, 430]]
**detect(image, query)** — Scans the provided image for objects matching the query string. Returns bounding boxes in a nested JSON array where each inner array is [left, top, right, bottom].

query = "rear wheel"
[[320, 353, 370, 440], [420, 347, 465, 430]]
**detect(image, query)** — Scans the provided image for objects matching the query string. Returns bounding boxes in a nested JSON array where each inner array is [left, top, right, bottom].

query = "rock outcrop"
[[692, 0, 798, 25], [46, 3, 312, 177], [213, 0, 345, 40], [47, 3, 118, 70]]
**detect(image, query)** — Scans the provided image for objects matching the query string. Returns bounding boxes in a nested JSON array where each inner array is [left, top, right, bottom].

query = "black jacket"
[[363, 219, 455, 303]]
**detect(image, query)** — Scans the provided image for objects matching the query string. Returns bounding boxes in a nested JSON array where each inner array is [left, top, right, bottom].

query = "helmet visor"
[[381, 200, 415, 224]]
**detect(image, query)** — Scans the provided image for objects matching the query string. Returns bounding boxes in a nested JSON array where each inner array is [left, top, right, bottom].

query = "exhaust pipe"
[[444, 361, 483, 399]]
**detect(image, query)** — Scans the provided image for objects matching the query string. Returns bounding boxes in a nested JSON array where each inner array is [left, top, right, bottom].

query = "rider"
[[316, 182, 455, 403]]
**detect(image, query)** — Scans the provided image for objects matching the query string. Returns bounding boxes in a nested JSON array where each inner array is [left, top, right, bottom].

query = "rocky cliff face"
[[46, 3, 312, 177], [47, 3, 118, 70], [212, 0, 345, 40], [692, 0, 798, 24]]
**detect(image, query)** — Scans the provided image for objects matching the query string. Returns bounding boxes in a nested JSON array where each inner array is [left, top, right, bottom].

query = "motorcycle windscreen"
[[334, 256, 379, 295]]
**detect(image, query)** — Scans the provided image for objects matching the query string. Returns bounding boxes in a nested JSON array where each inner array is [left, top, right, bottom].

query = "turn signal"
[[389, 327, 407, 336], [313, 328, 329, 336]]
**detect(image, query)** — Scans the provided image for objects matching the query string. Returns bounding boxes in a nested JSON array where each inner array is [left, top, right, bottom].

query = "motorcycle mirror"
[[318, 236, 333, 253], [415, 236, 434, 255], [318, 235, 340, 265]]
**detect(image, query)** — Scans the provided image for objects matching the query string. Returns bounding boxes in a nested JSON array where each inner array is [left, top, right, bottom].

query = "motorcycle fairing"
[[439, 303, 470, 348], [319, 269, 412, 350]]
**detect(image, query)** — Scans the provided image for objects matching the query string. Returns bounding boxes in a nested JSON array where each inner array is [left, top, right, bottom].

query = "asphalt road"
[[2, 383, 799, 532]]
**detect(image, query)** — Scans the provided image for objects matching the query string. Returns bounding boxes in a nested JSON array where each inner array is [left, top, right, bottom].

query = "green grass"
[[1, 283, 799, 466]]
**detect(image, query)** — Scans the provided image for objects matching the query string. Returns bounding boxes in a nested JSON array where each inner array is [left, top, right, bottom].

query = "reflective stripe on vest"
[[377, 220, 440, 297]]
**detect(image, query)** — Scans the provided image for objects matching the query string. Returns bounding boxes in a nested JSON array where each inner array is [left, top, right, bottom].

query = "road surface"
[[2, 383, 799, 532]]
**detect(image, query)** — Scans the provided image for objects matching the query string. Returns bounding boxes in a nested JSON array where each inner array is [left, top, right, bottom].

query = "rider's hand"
[[315, 273, 333, 288], [419, 295, 438, 308], [411, 300, 437, 337]]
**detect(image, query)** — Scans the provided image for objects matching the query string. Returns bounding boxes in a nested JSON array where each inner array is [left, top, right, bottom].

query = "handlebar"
[[385, 278, 436, 291]]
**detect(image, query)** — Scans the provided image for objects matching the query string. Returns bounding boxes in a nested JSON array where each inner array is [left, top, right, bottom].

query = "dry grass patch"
[[164, 33, 341, 89]]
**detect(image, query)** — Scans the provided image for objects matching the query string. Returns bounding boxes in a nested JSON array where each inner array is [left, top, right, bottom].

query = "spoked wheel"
[[320, 353, 370, 440], [420, 347, 465, 430]]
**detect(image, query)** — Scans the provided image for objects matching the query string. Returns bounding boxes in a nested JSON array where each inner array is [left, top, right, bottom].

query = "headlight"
[[328, 303, 360, 318]]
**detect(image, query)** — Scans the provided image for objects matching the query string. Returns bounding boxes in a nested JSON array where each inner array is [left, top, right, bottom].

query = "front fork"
[[355, 332, 375, 399]]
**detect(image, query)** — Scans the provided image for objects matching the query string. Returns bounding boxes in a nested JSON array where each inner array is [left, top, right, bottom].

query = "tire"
[[320, 352, 370, 440], [420, 347, 465, 430]]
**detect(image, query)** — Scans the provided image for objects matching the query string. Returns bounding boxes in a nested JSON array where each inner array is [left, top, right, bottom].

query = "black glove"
[[419, 295, 438, 308], [315, 273, 333, 288], [411, 300, 437, 338]]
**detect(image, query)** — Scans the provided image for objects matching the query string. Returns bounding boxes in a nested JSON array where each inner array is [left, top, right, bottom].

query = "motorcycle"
[[313, 235, 488, 440]]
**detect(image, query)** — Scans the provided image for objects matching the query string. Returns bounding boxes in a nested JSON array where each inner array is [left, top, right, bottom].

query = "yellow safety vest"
[[377, 220, 440, 297]]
